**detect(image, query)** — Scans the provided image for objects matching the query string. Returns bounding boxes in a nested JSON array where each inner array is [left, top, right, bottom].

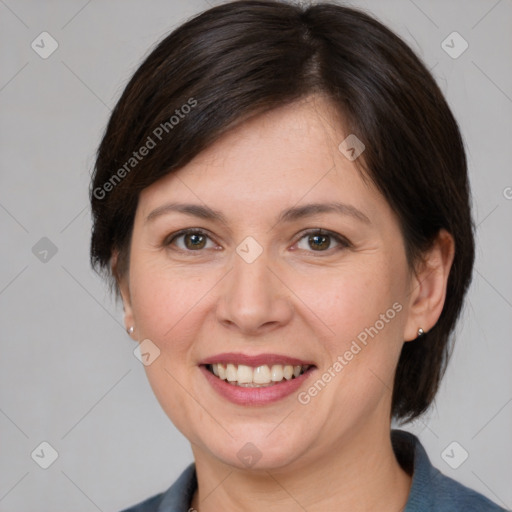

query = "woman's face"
[[121, 95, 421, 471]]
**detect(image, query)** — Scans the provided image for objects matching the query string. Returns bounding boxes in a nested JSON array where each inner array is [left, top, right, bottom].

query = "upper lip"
[[200, 352, 315, 368]]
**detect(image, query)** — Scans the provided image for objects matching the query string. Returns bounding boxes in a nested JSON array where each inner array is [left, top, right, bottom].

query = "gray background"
[[1, 0, 511, 510]]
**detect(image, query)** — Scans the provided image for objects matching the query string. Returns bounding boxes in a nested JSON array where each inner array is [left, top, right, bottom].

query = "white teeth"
[[253, 365, 271, 384], [271, 365, 284, 382], [237, 364, 253, 384], [208, 363, 309, 386], [226, 363, 237, 382]]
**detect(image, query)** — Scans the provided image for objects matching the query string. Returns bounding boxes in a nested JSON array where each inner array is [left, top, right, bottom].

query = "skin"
[[117, 94, 454, 511]]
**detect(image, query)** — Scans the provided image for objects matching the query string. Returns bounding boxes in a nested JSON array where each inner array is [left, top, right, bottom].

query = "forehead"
[[137, 95, 386, 224]]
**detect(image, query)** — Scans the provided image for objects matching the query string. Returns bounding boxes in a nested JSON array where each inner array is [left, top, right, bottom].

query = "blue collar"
[[126, 429, 506, 511]]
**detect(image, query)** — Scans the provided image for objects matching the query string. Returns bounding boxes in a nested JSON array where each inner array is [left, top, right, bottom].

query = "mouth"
[[199, 353, 316, 405], [205, 363, 312, 387]]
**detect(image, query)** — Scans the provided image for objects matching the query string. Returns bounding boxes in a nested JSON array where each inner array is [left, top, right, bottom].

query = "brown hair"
[[90, 0, 475, 422]]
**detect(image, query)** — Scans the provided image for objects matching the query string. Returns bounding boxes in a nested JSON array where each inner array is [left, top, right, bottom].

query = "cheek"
[[128, 263, 209, 438], [296, 260, 407, 385], [293, 261, 400, 340], [130, 257, 210, 342]]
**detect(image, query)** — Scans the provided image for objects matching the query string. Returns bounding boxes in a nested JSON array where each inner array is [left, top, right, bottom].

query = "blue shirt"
[[121, 429, 508, 511]]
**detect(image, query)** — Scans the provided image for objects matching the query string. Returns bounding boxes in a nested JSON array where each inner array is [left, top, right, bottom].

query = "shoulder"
[[391, 429, 508, 512], [429, 471, 508, 511], [119, 463, 197, 512], [120, 492, 164, 512]]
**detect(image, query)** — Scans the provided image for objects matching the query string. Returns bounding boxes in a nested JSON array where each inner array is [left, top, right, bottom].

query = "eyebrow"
[[145, 201, 371, 225], [278, 202, 371, 225]]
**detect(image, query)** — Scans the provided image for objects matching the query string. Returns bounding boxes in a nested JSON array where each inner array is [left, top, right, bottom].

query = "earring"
[[417, 328, 425, 337], [127, 326, 134, 335]]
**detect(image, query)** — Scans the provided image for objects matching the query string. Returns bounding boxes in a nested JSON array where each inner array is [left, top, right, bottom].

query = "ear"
[[112, 250, 135, 339], [403, 229, 455, 342]]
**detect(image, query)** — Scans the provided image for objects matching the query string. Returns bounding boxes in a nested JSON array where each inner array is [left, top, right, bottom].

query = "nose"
[[215, 248, 293, 336]]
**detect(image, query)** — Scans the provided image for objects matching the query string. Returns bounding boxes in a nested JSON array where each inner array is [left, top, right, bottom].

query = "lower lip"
[[200, 365, 315, 405]]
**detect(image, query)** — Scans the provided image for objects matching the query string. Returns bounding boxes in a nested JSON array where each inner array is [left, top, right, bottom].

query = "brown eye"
[[295, 230, 349, 253], [166, 229, 216, 252], [308, 233, 331, 251], [183, 232, 207, 250]]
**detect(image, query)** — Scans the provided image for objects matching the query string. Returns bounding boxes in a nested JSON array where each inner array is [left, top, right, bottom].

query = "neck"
[[191, 424, 412, 512]]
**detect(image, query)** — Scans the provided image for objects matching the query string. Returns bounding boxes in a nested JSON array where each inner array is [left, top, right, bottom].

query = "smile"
[[207, 363, 311, 387], [200, 353, 316, 405]]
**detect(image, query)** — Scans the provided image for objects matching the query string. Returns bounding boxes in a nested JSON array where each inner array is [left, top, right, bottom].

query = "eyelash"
[[163, 228, 351, 255]]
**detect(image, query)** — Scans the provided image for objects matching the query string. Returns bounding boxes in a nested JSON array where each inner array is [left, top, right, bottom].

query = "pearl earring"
[[417, 328, 425, 337], [127, 326, 134, 335]]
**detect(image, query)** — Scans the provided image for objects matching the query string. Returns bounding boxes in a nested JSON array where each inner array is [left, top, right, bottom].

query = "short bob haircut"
[[90, 0, 475, 423]]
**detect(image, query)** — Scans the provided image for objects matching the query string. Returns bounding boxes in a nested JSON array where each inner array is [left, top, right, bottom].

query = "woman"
[[90, 1, 506, 510]]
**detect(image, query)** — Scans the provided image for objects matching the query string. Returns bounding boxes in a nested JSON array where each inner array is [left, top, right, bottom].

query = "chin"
[[193, 423, 317, 472]]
